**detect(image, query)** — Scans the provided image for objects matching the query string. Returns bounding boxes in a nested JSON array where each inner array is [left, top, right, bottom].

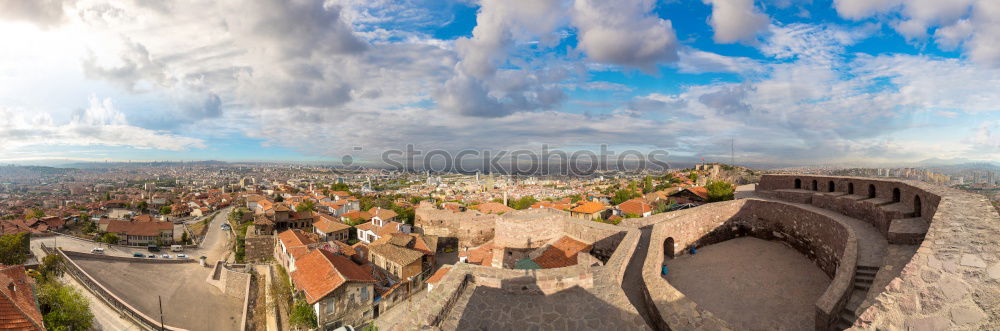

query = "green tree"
[[181, 232, 190, 245], [37, 282, 94, 331], [295, 200, 316, 212], [159, 206, 172, 215], [25, 208, 45, 220], [688, 172, 699, 182], [642, 176, 654, 194], [0, 232, 30, 265], [289, 299, 317, 329], [567, 194, 583, 203], [706, 181, 735, 202], [136, 201, 148, 212], [611, 189, 640, 205], [36, 254, 65, 283], [98, 233, 119, 245], [508, 196, 538, 210], [104, 192, 111, 201]]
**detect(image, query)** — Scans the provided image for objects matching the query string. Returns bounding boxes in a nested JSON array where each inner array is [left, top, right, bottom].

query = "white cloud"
[[833, 0, 1000, 67], [0, 96, 204, 151], [676, 48, 764, 74], [701, 0, 770, 43], [570, 0, 679, 71]]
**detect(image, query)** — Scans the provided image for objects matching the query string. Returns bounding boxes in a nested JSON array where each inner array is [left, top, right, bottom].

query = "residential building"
[[104, 220, 174, 246], [615, 198, 653, 217], [355, 218, 410, 244], [569, 201, 609, 220], [290, 249, 376, 329], [275, 229, 317, 272], [670, 186, 709, 205], [0, 264, 45, 331], [314, 214, 350, 242]]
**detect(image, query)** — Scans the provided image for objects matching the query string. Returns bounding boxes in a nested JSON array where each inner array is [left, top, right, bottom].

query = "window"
[[794, 179, 801, 189], [360, 286, 369, 301], [325, 300, 335, 315], [848, 183, 854, 195]]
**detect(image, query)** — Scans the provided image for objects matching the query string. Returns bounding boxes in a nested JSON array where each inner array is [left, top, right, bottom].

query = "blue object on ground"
[[661, 265, 669, 276], [689, 247, 697, 254]]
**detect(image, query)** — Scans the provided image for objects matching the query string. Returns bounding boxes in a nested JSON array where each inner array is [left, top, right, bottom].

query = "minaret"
[[503, 191, 508, 206]]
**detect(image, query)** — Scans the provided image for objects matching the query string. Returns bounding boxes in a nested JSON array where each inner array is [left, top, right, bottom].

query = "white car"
[[90, 247, 105, 254], [176, 254, 189, 259], [161, 254, 171, 259]]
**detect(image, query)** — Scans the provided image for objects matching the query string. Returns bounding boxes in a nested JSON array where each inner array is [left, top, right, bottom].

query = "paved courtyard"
[[449, 286, 644, 330], [73, 258, 243, 331], [664, 237, 830, 330]]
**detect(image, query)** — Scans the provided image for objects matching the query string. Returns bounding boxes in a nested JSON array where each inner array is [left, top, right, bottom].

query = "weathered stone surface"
[[959, 254, 986, 268], [906, 315, 950, 331], [987, 263, 1000, 280], [939, 277, 968, 301], [950, 305, 987, 325]]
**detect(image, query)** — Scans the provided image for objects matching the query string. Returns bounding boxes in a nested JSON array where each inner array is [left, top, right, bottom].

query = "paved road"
[[59, 274, 142, 331]]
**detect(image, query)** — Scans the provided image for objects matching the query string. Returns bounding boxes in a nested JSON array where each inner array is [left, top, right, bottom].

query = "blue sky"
[[0, 0, 997, 167]]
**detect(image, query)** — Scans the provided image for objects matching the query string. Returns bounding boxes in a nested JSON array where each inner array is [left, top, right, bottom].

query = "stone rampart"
[[415, 206, 498, 249]]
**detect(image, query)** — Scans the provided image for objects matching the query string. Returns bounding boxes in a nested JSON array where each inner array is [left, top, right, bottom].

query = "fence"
[[41, 244, 190, 331]]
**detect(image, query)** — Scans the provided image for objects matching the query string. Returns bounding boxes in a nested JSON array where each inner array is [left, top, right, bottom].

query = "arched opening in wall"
[[811, 180, 818, 191], [664, 237, 675, 260], [913, 195, 922, 217], [794, 179, 801, 189], [828, 181, 835, 192], [848, 183, 854, 194], [892, 188, 901, 203], [868, 184, 876, 198]]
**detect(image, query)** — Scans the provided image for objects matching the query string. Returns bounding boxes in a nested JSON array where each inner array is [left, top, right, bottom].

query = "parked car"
[[91, 247, 105, 254], [133, 252, 145, 258], [147, 255, 156, 258], [147, 245, 160, 252], [171, 245, 184, 252], [176, 254, 189, 259], [161, 254, 171, 259]]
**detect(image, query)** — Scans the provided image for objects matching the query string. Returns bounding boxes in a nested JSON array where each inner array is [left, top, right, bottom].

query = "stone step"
[[836, 319, 852, 330], [854, 283, 871, 291], [856, 265, 880, 271], [855, 273, 876, 280], [854, 276, 874, 284]]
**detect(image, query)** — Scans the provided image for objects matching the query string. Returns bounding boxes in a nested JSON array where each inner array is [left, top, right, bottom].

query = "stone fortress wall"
[[414, 203, 498, 249], [638, 174, 998, 330], [395, 175, 999, 330]]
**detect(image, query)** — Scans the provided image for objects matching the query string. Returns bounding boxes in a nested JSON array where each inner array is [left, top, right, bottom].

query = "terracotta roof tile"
[[532, 236, 590, 269], [290, 250, 375, 304]]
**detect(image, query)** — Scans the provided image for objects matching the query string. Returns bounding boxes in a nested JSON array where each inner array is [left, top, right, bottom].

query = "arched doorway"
[[664, 237, 675, 260], [892, 188, 901, 203], [794, 178, 802, 189], [913, 195, 922, 217], [811, 180, 818, 191], [868, 184, 876, 198], [828, 181, 835, 192], [848, 183, 854, 194]]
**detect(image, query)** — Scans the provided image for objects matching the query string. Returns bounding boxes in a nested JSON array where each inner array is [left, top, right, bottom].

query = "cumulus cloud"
[[571, 0, 679, 71], [0, 0, 74, 27], [0, 96, 204, 151], [833, 0, 1000, 67], [701, 0, 770, 43]]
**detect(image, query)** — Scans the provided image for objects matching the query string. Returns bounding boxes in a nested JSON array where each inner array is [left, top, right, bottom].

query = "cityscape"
[[2, 1, 999, 331]]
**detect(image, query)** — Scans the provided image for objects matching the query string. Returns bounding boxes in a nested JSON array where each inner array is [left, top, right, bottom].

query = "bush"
[[706, 181, 735, 202], [37, 282, 94, 331], [0, 232, 30, 265], [289, 299, 317, 329]]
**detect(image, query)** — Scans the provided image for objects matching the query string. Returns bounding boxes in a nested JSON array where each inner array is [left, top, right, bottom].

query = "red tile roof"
[[469, 202, 514, 214], [426, 267, 451, 284], [368, 207, 398, 220], [290, 250, 375, 304], [0, 265, 44, 331], [617, 198, 652, 215], [571, 201, 606, 214], [313, 214, 350, 234], [532, 236, 590, 269], [105, 220, 173, 237]]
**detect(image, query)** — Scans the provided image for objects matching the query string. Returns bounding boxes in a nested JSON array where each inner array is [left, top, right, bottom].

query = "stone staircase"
[[835, 265, 879, 329]]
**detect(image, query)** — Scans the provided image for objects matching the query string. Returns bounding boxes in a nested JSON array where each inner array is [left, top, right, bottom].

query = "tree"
[[289, 299, 317, 329], [98, 233, 119, 245], [508, 196, 538, 210], [104, 192, 111, 201], [36, 254, 65, 283], [25, 208, 45, 220], [567, 194, 583, 203], [0, 232, 30, 265], [295, 200, 316, 212], [181, 232, 190, 245], [37, 282, 94, 331], [136, 201, 148, 212], [688, 172, 699, 182], [159, 206, 172, 215], [611, 189, 640, 205], [706, 181, 735, 202], [274, 194, 284, 202], [642, 176, 654, 194]]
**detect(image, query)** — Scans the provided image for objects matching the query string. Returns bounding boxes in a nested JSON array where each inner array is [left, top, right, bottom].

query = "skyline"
[[1, 0, 999, 166]]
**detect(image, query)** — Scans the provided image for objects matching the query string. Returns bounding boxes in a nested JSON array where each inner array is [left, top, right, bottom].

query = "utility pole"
[[159, 295, 165, 330]]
